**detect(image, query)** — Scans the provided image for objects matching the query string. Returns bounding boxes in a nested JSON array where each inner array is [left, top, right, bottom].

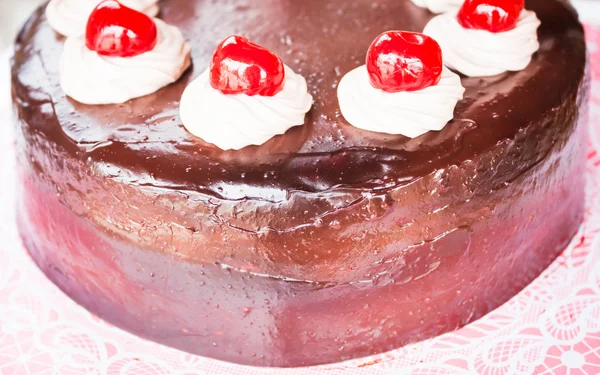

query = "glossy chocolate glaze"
[[12, 0, 589, 367], [12, 0, 586, 200]]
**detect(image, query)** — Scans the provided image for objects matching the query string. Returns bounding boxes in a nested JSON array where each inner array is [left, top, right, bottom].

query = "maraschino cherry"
[[366, 31, 443, 93], [210, 35, 285, 97], [457, 0, 525, 33], [86, 0, 157, 58]]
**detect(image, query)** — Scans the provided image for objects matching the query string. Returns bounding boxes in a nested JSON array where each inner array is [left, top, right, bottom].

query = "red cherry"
[[457, 0, 525, 33], [366, 31, 443, 93], [86, 0, 157, 58], [210, 35, 285, 97]]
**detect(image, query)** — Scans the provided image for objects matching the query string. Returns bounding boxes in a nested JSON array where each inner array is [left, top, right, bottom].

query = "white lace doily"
[[1, 4, 599, 374]]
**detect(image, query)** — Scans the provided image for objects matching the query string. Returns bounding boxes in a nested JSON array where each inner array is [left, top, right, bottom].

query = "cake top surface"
[[12, 0, 586, 200]]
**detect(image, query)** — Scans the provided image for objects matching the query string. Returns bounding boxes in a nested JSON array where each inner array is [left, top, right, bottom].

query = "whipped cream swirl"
[[46, 0, 159, 37], [423, 10, 541, 77], [411, 0, 463, 13], [337, 66, 464, 138], [60, 18, 191, 105], [180, 65, 313, 150]]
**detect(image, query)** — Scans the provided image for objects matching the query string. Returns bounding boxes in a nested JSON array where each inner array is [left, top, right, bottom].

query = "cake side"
[[15, 80, 588, 365]]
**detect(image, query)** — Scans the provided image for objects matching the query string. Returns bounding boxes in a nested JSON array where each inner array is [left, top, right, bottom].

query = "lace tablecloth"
[[1, 5, 600, 375]]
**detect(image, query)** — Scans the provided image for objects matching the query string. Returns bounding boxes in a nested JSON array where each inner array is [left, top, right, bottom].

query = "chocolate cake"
[[11, 0, 588, 367]]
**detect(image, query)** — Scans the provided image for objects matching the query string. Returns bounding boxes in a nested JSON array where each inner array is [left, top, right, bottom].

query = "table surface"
[[1, 3, 600, 374]]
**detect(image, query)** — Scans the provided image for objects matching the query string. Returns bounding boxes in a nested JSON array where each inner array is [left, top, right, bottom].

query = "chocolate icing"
[[12, 0, 590, 366], [12, 0, 586, 201]]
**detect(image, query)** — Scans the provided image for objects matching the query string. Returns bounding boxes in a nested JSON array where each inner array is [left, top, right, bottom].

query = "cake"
[[11, 0, 589, 368]]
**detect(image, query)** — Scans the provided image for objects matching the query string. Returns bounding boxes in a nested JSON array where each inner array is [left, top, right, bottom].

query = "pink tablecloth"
[[1, 7, 600, 375]]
